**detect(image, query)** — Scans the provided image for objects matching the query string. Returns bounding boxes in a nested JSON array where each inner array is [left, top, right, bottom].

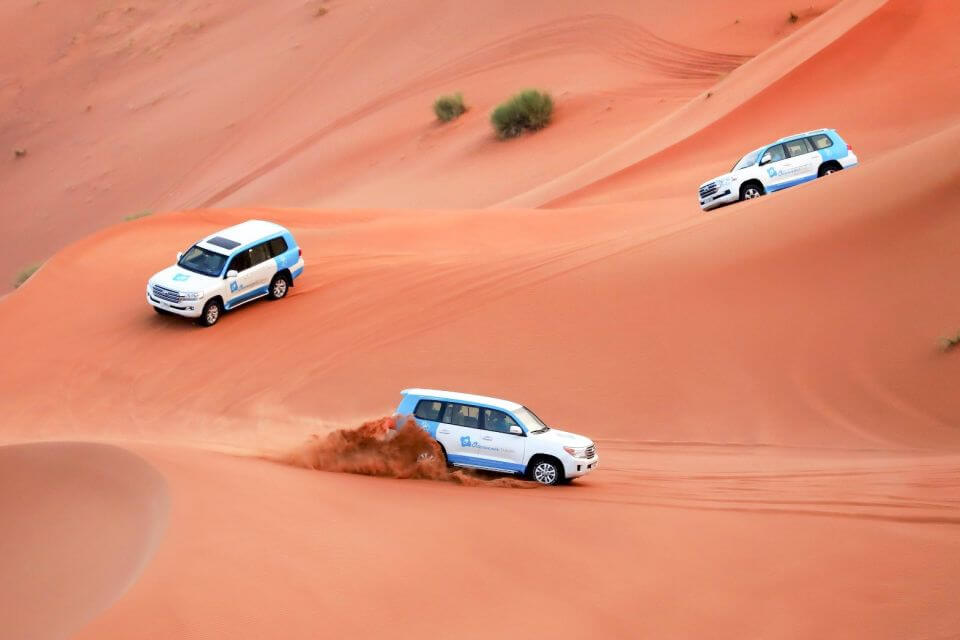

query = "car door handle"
[[438, 429, 450, 435], [482, 436, 493, 441]]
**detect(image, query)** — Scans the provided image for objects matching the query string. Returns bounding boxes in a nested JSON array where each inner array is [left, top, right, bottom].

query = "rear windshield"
[[178, 245, 228, 277]]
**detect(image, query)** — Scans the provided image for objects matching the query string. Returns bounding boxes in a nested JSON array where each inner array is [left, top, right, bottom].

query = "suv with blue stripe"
[[147, 220, 304, 327], [396, 388, 599, 485], [699, 128, 858, 211]]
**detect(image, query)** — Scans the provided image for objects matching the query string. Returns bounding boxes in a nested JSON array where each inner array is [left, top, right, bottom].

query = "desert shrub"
[[13, 262, 41, 288], [940, 332, 960, 352], [124, 209, 153, 221], [491, 89, 553, 139], [433, 93, 466, 123], [788, 11, 799, 23]]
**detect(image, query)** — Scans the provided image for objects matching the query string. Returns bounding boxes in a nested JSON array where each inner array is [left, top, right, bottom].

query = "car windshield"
[[514, 407, 550, 434], [731, 148, 761, 172], [178, 245, 228, 277]]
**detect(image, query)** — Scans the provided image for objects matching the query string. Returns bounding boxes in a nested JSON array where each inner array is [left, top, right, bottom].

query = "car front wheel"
[[197, 299, 222, 327], [740, 184, 764, 200], [529, 458, 563, 486]]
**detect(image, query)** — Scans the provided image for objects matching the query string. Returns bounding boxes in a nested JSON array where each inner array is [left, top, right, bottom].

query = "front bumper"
[[147, 292, 203, 318], [700, 188, 737, 211], [563, 454, 599, 479]]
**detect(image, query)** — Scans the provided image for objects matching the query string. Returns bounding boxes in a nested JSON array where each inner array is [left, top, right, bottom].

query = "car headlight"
[[563, 446, 590, 459], [181, 291, 204, 301], [716, 176, 733, 187]]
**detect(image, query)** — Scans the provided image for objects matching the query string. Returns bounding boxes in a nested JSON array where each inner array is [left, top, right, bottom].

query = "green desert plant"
[[940, 332, 960, 352], [490, 89, 554, 139], [433, 93, 467, 123], [13, 262, 41, 288], [124, 209, 154, 221]]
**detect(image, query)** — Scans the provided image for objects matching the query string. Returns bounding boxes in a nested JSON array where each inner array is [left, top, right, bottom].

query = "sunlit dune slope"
[[71, 444, 960, 640], [548, 0, 960, 208], [0, 442, 168, 640], [1, 0, 833, 291], [2, 122, 958, 450]]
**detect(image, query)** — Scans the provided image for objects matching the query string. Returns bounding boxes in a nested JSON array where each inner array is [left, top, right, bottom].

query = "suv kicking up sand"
[[699, 128, 858, 211], [396, 388, 598, 485]]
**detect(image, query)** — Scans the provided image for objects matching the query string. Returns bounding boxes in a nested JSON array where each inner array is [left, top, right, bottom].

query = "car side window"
[[227, 251, 251, 273], [810, 134, 833, 150], [414, 400, 443, 421], [764, 144, 786, 163], [248, 242, 270, 266], [441, 403, 480, 428], [268, 237, 288, 257], [785, 138, 813, 157], [482, 408, 519, 434]]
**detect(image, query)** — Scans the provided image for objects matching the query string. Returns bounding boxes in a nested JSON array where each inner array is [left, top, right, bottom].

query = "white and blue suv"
[[699, 128, 858, 211], [147, 220, 304, 327], [396, 388, 598, 485]]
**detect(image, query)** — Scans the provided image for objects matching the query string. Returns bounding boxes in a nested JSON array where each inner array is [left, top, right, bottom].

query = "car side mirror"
[[759, 153, 772, 166], [176, 252, 183, 261], [226, 270, 238, 279], [509, 425, 523, 436]]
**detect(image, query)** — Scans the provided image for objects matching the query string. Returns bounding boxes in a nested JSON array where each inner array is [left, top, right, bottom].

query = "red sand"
[[2, 0, 960, 638]]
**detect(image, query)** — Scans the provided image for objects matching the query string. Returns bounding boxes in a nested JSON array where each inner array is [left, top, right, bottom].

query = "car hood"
[[700, 172, 738, 190], [529, 428, 593, 448], [148, 265, 221, 292]]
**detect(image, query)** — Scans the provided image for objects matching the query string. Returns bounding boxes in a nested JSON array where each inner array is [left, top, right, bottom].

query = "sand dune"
[[2, 0, 833, 292], [2, 0, 959, 638], [0, 442, 168, 640]]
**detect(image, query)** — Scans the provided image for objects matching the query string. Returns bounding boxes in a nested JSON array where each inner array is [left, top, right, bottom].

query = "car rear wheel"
[[819, 163, 842, 177], [269, 273, 289, 300], [529, 458, 563, 486], [197, 299, 221, 327], [416, 441, 447, 466]]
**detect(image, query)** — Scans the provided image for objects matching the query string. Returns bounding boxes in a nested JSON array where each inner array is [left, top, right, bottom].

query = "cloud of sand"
[[277, 416, 535, 488]]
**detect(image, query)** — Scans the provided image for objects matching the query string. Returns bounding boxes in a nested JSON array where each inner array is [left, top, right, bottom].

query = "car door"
[[224, 250, 252, 306], [439, 403, 488, 465], [784, 137, 819, 183], [243, 241, 275, 294], [758, 143, 792, 190], [478, 408, 527, 473], [227, 242, 273, 306]]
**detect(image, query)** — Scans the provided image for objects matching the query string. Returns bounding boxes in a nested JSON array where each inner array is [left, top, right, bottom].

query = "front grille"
[[585, 444, 596, 459], [152, 284, 181, 304], [699, 182, 718, 198]]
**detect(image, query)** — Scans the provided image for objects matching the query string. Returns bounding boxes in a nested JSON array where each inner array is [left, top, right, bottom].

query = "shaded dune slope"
[[0, 442, 169, 640]]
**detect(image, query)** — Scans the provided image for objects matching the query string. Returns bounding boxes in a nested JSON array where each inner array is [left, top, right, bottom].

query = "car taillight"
[[298, 248, 302, 257], [847, 144, 852, 150]]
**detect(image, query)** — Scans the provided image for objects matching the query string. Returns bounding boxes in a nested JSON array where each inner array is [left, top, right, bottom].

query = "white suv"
[[699, 128, 859, 211], [395, 388, 599, 485], [146, 220, 304, 327]]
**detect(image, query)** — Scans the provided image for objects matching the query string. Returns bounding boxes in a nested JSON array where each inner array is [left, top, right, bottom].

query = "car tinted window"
[[810, 134, 833, 150], [268, 237, 288, 257], [482, 408, 519, 434], [785, 138, 813, 157], [764, 144, 786, 163], [414, 400, 443, 421], [441, 403, 480, 428], [227, 251, 251, 273], [248, 242, 270, 266]]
